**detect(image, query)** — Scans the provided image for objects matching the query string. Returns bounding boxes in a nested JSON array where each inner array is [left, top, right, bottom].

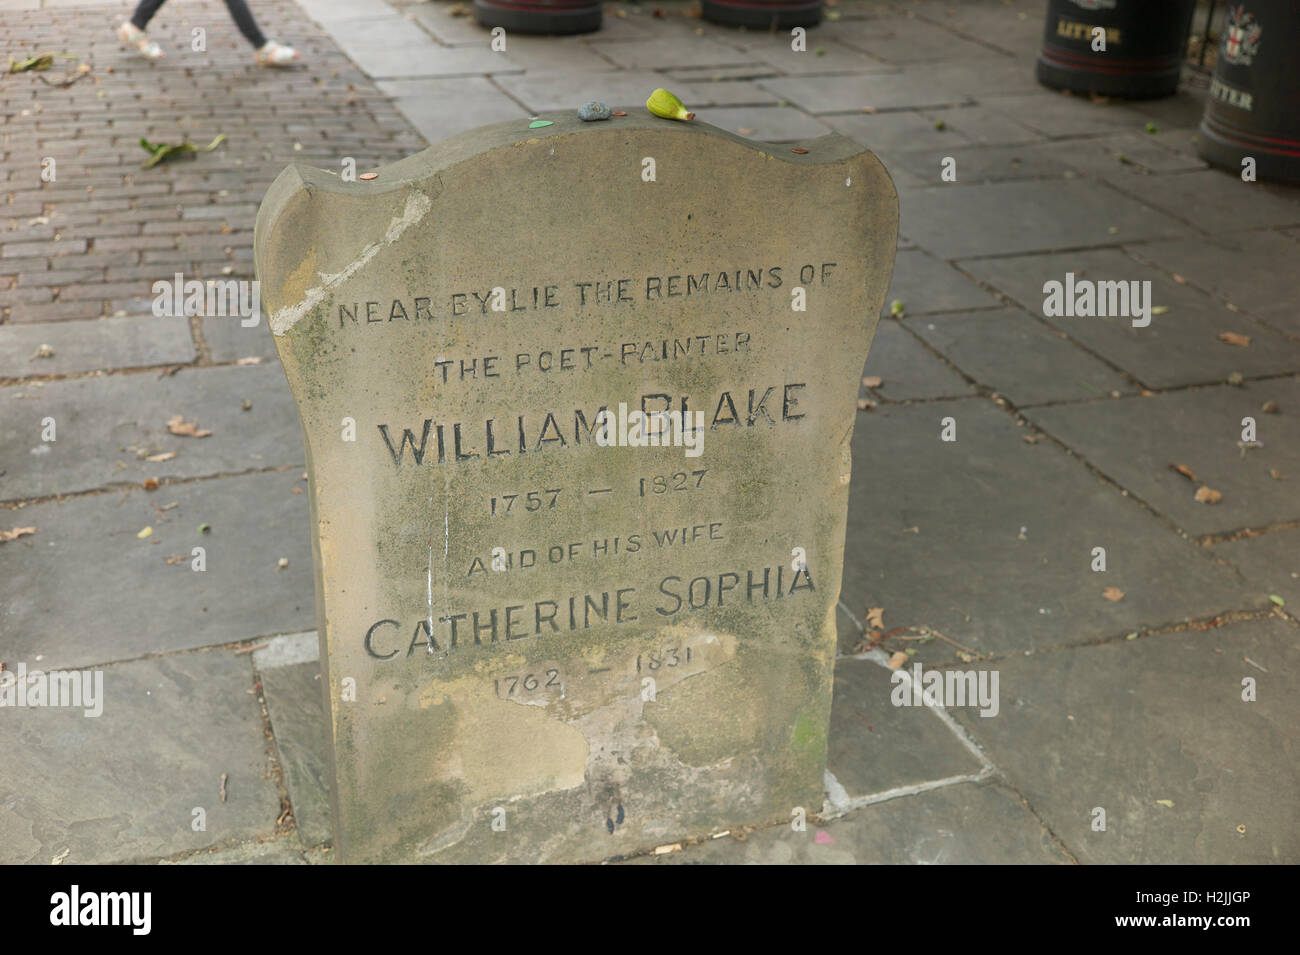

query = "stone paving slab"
[[908, 307, 1135, 406], [839, 399, 1261, 661], [376, 76, 529, 141], [825, 110, 977, 155], [493, 70, 715, 115], [1, 468, 314, 670], [674, 79, 776, 107], [907, 57, 1045, 100], [1027, 381, 1300, 538], [960, 249, 1300, 389], [405, 2, 493, 45], [0, 315, 194, 379], [760, 72, 972, 114], [630, 781, 1070, 864], [834, 14, 1014, 64], [166, 840, 310, 864], [259, 658, 331, 848], [489, 34, 620, 73], [1099, 169, 1300, 234], [948, 618, 1300, 864], [860, 320, 973, 402], [922, 104, 1046, 147], [827, 657, 983, 799], [1132, 232, 1300, 339], [202, 315, 280, 364], [319, 15, 447, 79], [1107, 88, 1217, 131], [588, 37, 758, 71], [0, 363, 303, 502], [296, 0, 395, 25], [694, 106, 830, 142], [985, 91, 1159, 139], [881, 248, 1001, 316], [1214, 528, 1300, 614], [729, 35, 895, 77], [881, 142, 1070, 186], [912, 0, 1047, 58], [1034, 132, 1208, 178], [901, 180, 1191, 260], [0, 650, 281, 865]]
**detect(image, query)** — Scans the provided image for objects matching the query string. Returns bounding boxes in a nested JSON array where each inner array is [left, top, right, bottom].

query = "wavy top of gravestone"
[[255, 109, 894, 339]]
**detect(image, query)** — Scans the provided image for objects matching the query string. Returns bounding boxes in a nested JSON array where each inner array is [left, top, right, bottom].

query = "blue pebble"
[[577, 101, 612, 122]]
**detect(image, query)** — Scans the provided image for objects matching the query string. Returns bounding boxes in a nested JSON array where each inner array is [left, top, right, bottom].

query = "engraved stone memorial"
[[254, 109, 897, 863]]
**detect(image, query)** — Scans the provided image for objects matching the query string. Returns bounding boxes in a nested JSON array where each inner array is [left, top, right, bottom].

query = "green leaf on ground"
[[140, 133, 227, 169], [8, 52, 76, 73]]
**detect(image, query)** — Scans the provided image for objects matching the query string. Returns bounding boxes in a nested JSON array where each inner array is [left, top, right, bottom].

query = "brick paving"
[[2, 0, 1299, 865]]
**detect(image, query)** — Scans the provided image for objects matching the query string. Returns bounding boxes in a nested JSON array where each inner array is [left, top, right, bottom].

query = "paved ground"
[[1, 0, 1297, 864]]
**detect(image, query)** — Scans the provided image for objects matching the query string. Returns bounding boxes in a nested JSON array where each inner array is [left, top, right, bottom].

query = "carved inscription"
[[356, 261, 841, 660]]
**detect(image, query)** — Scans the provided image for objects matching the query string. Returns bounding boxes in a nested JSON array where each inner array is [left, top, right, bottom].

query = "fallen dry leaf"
[[0, 526, 36, 543], [1194, 486, 1222, 504], [1171, 273, 1187, 284], [235, 356, 261, 366], [861, 376, 883, 388], [146, 451, 176, 463], [1218, 332, 1250, 347], [1169, 462, 1198, 482], [856, 398, 875, 411], [1155, 799, 1175, 808], [167, 414, 212, 438], [137, 526, 153, 539], [1102, 586, 1125, 602], [737, 127, 755, 135], [143, 477, 159, 491], [866, 607, 885, 629], [887, 650, 908, 670], [1261, 400, 1279, 414], [1021, 434, 1040, 445]]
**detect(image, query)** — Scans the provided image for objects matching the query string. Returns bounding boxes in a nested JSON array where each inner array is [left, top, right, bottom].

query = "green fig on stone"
[[646, 88, 694, 121]]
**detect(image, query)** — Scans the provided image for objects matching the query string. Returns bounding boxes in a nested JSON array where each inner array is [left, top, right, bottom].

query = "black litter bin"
[[1198, 1, 1300, 183], [474, 0, 602, 35], [701, 0, 822, 30], [1037, 0, 1198, 99]]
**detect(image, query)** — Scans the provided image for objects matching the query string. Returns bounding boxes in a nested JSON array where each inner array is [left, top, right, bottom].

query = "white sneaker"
[[117, 21, 163, 60], [255, 41, 301, 67]]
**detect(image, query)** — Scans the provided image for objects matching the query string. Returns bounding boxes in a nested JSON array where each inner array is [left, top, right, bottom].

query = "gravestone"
[[254, 109, 897, 864]]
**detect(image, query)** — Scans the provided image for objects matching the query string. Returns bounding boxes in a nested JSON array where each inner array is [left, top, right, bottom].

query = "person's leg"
[[221, 0, 268, 48], [121, 0, 167, 59], [129, 0, 170, 31]]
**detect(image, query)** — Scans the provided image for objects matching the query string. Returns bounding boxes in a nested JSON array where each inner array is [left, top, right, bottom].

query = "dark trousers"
[[131, 0, 267, 49]]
